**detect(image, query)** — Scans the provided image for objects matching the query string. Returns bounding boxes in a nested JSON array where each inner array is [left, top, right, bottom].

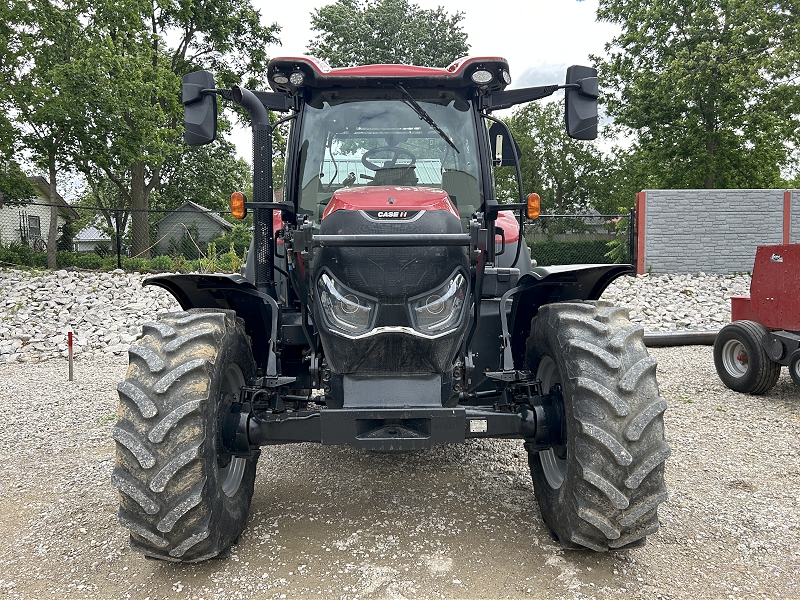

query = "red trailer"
[[714, 244, 800, 393]]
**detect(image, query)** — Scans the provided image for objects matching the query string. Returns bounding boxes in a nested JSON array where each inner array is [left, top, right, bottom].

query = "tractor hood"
[[322, 186, 459, 220]]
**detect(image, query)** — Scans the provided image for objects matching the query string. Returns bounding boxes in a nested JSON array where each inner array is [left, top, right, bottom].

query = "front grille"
[[313, 208, 470, 376]]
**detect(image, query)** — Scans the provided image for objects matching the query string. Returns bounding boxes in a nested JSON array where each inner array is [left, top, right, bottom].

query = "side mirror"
[[183, 71, 217, 146], [488, 122, 522, 167], [564, 65, 598, 141]]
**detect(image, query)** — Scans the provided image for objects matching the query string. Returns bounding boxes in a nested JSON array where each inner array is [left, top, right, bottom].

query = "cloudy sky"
[[257, 0, 618, 86], [231, 0, 620, 160]]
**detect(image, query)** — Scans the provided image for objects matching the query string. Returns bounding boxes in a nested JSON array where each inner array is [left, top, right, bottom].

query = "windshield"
[[296, 89, 482, 226]]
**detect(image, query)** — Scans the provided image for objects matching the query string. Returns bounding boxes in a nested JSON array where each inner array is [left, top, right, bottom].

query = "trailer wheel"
[[788, 351, 800, 386], [713, 321, 780, 394], [525, 301, 670, 551], [112, 309, 258, 562]]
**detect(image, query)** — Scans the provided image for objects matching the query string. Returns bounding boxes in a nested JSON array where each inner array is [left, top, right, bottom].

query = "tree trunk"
[[47, 159, 59, 270], [130, 161, 150, 259]]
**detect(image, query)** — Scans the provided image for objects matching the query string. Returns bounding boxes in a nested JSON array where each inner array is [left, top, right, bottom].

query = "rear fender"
[[508, 264, 632, 369], [144, 274, 277, 374]]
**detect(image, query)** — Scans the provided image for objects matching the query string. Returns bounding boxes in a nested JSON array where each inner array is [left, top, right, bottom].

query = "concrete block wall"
[[636, 189, 796, 275]]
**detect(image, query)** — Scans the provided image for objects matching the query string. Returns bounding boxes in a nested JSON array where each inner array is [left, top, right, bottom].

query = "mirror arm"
[[482, 77, 598, 113], [482, 84, 560, 112], [253, 90, 296, 112]]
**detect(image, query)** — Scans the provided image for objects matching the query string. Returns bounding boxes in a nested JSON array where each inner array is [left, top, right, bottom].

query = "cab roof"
[[266, 56, 512, 94]]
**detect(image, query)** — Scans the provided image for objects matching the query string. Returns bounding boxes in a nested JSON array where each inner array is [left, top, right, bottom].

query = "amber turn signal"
[[526, 193, 541, 219], [230, 191, 247, 219]]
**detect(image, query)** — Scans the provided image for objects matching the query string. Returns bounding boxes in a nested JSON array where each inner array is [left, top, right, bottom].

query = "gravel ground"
[[0, 271, 798, 599]]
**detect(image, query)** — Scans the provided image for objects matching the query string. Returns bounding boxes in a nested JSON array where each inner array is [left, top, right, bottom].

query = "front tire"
[[112, 309, 258, 562], [525, 301, 670, 551], [713, 321, 780, 394]]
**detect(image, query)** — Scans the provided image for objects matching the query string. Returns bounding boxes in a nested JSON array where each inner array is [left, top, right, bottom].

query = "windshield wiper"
[[395, 84, 460, 155]]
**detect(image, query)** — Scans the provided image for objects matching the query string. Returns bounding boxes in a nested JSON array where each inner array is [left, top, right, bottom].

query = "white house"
[[0, 176, 79, 250], [73, 225, 112, 253], [154, 200, 233, 255]]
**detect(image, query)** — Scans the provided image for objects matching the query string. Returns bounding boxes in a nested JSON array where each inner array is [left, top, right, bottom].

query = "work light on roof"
[[501, 70, 512, 85], [272, 72, 289, 85], [289, 71, 305, 86], [471, 69, 493, 84]]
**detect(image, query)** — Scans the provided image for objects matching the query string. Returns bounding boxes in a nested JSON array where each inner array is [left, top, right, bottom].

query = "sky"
[[230, 0, 620, 161]]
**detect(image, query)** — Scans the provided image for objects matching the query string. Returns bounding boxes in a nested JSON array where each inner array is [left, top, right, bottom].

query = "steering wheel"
[[361, 147, 417, 171]]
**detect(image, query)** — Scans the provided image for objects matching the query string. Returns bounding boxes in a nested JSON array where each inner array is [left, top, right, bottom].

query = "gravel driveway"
[[1, 344, 798, 599]]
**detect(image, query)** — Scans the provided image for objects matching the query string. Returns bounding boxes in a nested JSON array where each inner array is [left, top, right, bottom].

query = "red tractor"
[[112, 56, 669, 561], [714, 244, 800, 393]]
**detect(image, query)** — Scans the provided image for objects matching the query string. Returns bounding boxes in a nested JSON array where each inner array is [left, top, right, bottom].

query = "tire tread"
[[526, 301, 669, 551], [113, 309, 257, 562]]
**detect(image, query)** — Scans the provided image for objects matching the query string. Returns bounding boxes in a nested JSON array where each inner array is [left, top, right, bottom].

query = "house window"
[[28, 216, 41, 238]]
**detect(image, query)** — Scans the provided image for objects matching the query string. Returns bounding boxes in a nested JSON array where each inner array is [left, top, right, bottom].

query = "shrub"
[[122, 257, 150, 272], [102, 256, 120, 271], [0, 241, 32, 267], [529, 239, 617, 267], [32, 252, 47, 267], [76, 253, 105, 270], [149, 255, 175, 272], [171, 254, 188, 273], [198, 241, 219, 273], [208, 223, 252, 258], [217, 243, 245, 274], [56, 251, 77, 268]]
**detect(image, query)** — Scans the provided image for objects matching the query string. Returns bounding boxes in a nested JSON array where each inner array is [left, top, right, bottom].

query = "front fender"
[[144, 274, 275, 373], [509, 263, 633, 369]]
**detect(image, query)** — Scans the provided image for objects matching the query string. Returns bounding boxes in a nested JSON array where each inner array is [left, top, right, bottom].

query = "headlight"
[[408, 272, 467, 334], [317, 272, 377, 335]]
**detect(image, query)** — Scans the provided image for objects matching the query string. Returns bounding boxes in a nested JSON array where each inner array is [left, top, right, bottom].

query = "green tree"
[[497, 101, 613, 218], [596, 0, 800, 189], [307, 0, 469, 67], [154, 137, 251, 214], [0, 163, 36, 205], [3, 0, 88, 268], [73, 177, 130, 256], [71, 0, 279, 258]]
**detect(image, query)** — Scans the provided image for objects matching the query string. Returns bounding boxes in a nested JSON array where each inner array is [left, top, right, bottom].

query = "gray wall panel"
[[643, 190, 787, 274]]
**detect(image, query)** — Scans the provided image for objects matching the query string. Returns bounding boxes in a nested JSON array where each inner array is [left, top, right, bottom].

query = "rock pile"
[[0, 269, 179, 364], [603, 272, 751, 332], [0, 268, 752, 364]]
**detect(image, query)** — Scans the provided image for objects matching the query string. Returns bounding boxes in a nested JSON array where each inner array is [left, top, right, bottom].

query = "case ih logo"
[[367, 210, 418, 219]]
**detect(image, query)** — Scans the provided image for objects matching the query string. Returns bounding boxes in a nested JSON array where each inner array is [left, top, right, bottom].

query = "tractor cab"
[[295, 84, 482, 226]]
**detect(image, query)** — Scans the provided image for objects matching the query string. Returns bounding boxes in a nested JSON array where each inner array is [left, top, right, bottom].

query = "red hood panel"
[[322, 186, 459, 219]]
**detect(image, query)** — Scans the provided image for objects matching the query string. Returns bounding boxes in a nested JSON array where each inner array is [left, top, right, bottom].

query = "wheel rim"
[[536, 356, 566, 489], [219, 363, 246, 497], [721, 339, 749, 377]]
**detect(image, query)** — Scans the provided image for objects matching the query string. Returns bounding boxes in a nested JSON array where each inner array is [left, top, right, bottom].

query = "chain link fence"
[[524, 212, 634, 267], [2, 200, 636, 272], [0, 201, 247, 272]]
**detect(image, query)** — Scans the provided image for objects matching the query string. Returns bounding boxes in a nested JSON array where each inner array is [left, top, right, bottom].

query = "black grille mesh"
[[317, 210, 467, 302]]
